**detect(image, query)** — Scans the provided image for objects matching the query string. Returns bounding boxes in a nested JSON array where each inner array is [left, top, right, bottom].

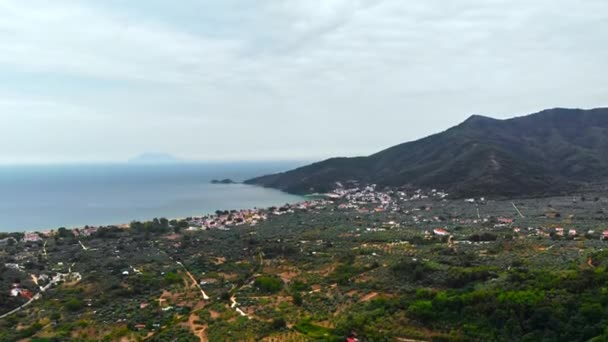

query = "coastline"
[[0, 162, 310, 234], [1, 190, 311, 235]]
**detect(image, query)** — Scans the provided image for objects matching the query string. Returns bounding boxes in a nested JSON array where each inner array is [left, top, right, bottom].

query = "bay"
[[0, 162, 305, 232]]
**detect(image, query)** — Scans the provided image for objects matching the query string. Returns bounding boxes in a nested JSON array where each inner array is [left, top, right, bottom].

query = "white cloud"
[[0, 1, 246, 86], [0, 0, 607, 162]]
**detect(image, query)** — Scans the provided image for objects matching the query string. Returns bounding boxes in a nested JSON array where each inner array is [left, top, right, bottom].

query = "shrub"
[[271, 317, 287, 330], [163, 272, 181, 285], [292, 292, 303, 306], [408, 300, 435, 322], [254, 276, 283, 294], [65, 298, 84, 312]]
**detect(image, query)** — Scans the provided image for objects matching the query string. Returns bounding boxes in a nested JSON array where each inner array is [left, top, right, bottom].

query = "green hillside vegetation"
[[246, 107, 608, 197], [3, 193, 608, 340]]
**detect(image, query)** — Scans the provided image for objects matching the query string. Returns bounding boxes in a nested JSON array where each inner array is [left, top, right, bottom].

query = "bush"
[[292, 292, 303, 306], [469, 232, 497, 242], [254, 276, 283, 294], [163, 272, 181, 285], [291, 280, 310, 292], [271, 317, 287, 330], [65, 298, 84, 312], [391, 259, 434, 282], [408, 300, 435, 322], [329, 264, 361, 285]]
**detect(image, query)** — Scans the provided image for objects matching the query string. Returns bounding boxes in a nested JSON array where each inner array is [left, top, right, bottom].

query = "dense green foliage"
[[254, 275, 283, 294]]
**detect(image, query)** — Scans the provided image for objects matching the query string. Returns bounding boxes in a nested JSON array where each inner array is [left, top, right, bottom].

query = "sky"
[[1, 0, 607, 164]]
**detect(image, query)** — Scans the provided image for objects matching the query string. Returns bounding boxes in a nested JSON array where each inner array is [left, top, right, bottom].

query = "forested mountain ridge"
[[246, 108, 608, 197]]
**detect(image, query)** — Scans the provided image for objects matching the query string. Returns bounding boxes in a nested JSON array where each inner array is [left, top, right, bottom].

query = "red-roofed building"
[[23, 233, 42, 242], [433, 228, 449, 236], [20, 289, 33, 300]]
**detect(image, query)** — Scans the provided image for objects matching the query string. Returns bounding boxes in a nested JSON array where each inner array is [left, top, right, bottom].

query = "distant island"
[[211, 179, 238, 184], [129, 153, 181, 164]]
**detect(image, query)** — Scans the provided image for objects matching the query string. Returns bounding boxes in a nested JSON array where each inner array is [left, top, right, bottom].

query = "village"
[[1, 186, 608, 340], [327, 185, 608, 242]]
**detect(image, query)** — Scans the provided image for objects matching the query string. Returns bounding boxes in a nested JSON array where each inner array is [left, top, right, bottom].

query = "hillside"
[[4, 191, 608, 340], [246, 108, 608, 197]]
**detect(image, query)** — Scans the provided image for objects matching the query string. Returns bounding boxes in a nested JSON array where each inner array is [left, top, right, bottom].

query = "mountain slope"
[[245, 107, 608, 197]]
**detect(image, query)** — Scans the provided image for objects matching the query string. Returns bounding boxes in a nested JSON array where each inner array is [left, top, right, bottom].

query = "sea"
[[0, 162, 306, 232]]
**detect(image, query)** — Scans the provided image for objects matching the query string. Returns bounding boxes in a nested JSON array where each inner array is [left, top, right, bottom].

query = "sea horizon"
[[0, 161, 307, 233]]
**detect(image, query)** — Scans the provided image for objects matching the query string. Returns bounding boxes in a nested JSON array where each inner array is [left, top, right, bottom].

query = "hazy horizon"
[[0, 157, 311, 167]]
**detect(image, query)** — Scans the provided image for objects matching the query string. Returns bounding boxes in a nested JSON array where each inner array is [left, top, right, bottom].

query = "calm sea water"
[[0, 162, 305, 232]]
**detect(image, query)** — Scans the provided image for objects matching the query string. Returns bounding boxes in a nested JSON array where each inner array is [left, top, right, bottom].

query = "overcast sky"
[[1, 0, 607, 164]]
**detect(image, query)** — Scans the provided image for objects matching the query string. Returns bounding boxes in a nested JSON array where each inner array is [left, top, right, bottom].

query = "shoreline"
[[0, 162, 310, 235], [0, 194, 317, 236]]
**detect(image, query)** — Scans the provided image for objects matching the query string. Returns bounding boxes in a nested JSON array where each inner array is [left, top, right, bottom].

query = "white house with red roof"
[[433, 228, 449, 236]]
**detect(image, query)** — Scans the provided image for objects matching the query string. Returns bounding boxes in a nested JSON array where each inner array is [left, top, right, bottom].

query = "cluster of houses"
[[23, 232, 43, 242], [332, 186, 449, 214], [409, 189, 449, 200], [453, 218, 489, 225], [16, 227, 99, 244], [488, 217, 608, 240], [6, 271, 81, 301], [10, 284, 33, 299], [324, 186, 608, 243], [184, 200, 333, 231], [269, 200, 333, 215], [186, 209, 268, 230], [529, 227, 608, 239], [325, 186, 608, 244], [334, 185, 393, 205], [73, 227, 99, 237]]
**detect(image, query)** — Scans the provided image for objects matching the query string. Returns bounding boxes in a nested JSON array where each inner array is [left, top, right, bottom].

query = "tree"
[[254, 276, 283, 294], [272, 317, 287, 330], [164, 272, 181, 285], [182, 234, 192, 248], [408, 300, 434, 322], [292, 292, 303, 306], [57, 227, 74, 239], [65, 298, 84, 311]]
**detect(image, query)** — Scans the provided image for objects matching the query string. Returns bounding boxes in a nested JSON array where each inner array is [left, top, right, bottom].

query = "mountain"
[[245, 108, 608, 197], [128, 153, 181, 164]]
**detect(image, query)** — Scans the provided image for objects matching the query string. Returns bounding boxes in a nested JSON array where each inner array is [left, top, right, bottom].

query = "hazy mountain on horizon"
[[246, 107, 608, 198], [128, 153, 182, 164]]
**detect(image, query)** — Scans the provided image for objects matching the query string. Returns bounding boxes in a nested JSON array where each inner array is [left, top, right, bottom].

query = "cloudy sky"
[[1, 0, 607, 163]]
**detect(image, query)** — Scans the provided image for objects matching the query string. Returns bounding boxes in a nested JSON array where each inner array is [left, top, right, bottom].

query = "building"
[[433, 228, 449, 236], [23, 233, 42, 242]]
